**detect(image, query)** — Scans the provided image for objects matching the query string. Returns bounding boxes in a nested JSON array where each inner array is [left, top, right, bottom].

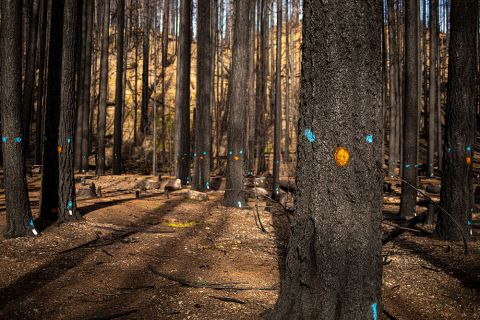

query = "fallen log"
[[382, 213, 427, 245]]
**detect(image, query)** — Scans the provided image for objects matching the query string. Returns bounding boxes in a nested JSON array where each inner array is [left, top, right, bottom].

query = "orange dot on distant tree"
[[335, 147, 349, 167]]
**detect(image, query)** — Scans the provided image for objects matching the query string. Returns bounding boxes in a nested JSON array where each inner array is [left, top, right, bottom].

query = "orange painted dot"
[[57, 147, 62, 153], [176, 160, 178, 163], [200, 156, 204, 160], [466, 157, 472, 164], [182, 157, 184, 160], [334, 147, 349, 167], [51, 207, 58, 213], [235, 156, 239, 161]]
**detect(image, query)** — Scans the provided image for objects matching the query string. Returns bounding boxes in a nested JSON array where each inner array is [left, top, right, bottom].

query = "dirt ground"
[[0, 171, 479, 320]]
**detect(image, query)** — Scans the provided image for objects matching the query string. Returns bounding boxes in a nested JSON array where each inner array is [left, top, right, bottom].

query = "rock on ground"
[[165, 179, 182, 191], [185, 190, 209, 201]]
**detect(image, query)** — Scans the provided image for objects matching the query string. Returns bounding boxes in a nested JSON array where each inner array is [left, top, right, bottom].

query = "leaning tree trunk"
[[1, 0, 35, 238], [399, 0, 419, 217], [113, 0, 125, 175], [435, 0, 477, 242], [270, 0, 383, 318], [173, 0, 191, 184], [97, 0, 110, 176], [192, 0, 211, 192], [222, 0, 249, 208]]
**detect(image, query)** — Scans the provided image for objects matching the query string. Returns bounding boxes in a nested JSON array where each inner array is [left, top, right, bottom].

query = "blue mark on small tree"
[[303, 129, 315, 142], [2, 137, 6, 142], [372, 302, 378, 320], [15, 137, 22, 142], [366, 134, 373, 143], [467, 147, 471, 151], [238, 201, 242, 208]]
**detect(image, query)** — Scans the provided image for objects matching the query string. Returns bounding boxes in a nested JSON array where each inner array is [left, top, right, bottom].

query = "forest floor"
[[0, 167, 479, 319]]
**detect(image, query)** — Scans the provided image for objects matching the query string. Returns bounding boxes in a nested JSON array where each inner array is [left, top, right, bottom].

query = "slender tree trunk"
[[284, 0, 290, 165], [222, 0, 249, 208], [387, 0, 398, 176], [423, 0, 428, 137], [255, 0, 266, 175], [134, 2, 139, 146], [436, 0, 477, 241], [399, 0, 419, 217], [113, 0, 125, 175], [1, 0, 35, 238], [97, 0, 109, 175], [81, 0, 93, 172], [247, 0, 255, 175], [436, 23, 442, 172], [140, 0, 150, 137], [75, 0, 86, 171], [174, 0, 191, 184], [272, 0, 282, 198], [270, 0, 383, 317], [162, 0, 170, 171], [193, 0, 211, 192], [35, 0, 48, 165], [427, 0, 437, 178], [23, 0, 40, 158], [153, 1, 158, 176]]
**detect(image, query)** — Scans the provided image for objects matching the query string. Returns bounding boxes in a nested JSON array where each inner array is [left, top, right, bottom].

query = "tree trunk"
[[192, 0, 211, 192], [81, 0, 93, 173], [174, 0, 191, 184], [427, 0, 437, 178], [75, 0, 86, 171], [387, 0, 398, 176], [97, 0, 109, 176], [284, 0, 290, 165], [270, 0, 383, 318], [22, 0, 40, 158], [162, 0, 170, 171], [247, 0, 255, 175], [1, 0, 35, 238], [399, 0, 419, 217], [272, 0, 282, 199], [35, 0, 49, 165], [113, 0, 125, 175], [435, 0, 477, 242], [222, 0, 249, 208], [40, 0, 82, 224], [255, 0, 266, 175], [140, 0, 150, 136]]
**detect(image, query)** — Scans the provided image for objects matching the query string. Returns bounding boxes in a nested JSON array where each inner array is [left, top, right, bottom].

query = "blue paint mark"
[[68, 201, 72, 208], [177, 154, 179, 156], [15, 137, 21, 142], [406, 165, 410, 168], [276, 187, 279, 194], [184, 153, 186, 156], [2, 137, 6, 142], [45, 137, 47, 141], [430, 174, 434, 177], [468, 221, 471, 226], [248, 172, 251, 175], [229, 151, 232, 155], [194, 153, 196, 157], [206, 182, 210, 189], [187, 177, 189, 180], [276, 161, 279, 164], [203, 151, 206, 155], [102, 158, 104, 160], [430, 163, 433, 166], [30, 220, 34, 227], [303, 129, 315, 142], [447, 148, 451, 152], [366, 134, 373, 144], [414, 206, 416, 210], [415, 164, 418, 168], [67, 139, 71, 143], [467, 147, 471, 151], [238, 201, 242, 208], [392, 162, 395, 165], [240, 150, 243, 154], [372, 303, 378, 320]]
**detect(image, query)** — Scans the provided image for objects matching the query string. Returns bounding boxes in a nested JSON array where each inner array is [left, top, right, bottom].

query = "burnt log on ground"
[[382, 213, 427, 245]]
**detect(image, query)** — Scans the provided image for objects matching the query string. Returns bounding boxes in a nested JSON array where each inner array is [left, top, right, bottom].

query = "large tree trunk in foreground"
[[399, 0, 419, 217], [192, 0, 211, 192], [174, 0, 191, 184], [222, 0, 249, 208], [270, 0, 383, 318], [435, 0, 477, 242], [40, 0, 82, 224], [1, 0, 35, 238]]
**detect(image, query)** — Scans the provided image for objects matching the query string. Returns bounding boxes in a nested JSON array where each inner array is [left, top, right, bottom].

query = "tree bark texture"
[[81, 0, 93, 172], [436, 0, 478, 242], [222, 0, 249, 208], [270, 0, 383, 318], [387, 0, 398, 176], [35, 0, 49, 165], [97, 0, 109, 175], [40, 0, 82, 224], [140, 0, 150, 136], [174, 0, 191, 184], [1, 0, 35, 238], [22, 0, 40, 158], [193, 0, 212, 192], [399, 0, 419, 217], [75, 0, 86, 170], [427, 0, 437, 178], [113, 0, 125, 175], [247, 0, 255, 175], [272, 0, 282, 199]]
